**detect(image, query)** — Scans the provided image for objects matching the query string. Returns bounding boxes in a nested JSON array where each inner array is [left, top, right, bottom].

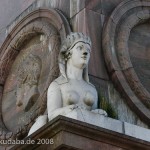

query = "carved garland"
[[102, 0, 150, 124], [0, 8, 71, 142]]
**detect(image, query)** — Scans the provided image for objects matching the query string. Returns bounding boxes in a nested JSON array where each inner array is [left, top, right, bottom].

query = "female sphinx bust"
[[47, 32, 100, 120], [28, 32, 107, 136]]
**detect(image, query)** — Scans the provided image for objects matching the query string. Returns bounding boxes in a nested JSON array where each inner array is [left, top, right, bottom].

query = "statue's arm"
[[47, 81, 62, 120], [91, 88, 107, 116], [91, 88, 98, 110], [47, 81, 76, 121]]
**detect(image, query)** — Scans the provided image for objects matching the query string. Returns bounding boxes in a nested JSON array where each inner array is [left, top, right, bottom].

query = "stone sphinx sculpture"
[[28, 32, 107, 136]]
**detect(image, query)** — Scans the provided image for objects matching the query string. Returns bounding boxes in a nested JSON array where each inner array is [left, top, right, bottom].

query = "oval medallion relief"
[[102, 0, 150, 124], [0, 8, 71, 138]]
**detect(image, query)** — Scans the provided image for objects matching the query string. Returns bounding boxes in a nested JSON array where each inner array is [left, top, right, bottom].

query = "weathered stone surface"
[[2, 33, 60, 132], [49, 0, 71, 18], [10, 116, 150, 150], [0, 7, 71, 140], [0, 0, 35, 28], [0, 0, 36, 48], [89, 75, 109, 95], [2, 40, 45, 131], [63, 108, 123, 133], [101, 0, 124, 16], [70, 0, 124, 18], [129, 23, 150, 94], [0, 1, 150, 149], [123, 68, 150, 109], [0, 30, 6, 49], [70, 0, 85, 18], [0, 0, 71, 48], [85, 0, 101, 13], [71, 8, 109, 80], [70, 0, 101, 18], [0, 86, 4, 128], [124, 122, 150, 142], [0, 47, 19, 85], [63, 109, 150, 142], [108, 80, 148, 129], [102, 0, 150, 125]]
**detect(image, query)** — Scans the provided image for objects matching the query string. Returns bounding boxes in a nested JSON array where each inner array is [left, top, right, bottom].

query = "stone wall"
[[11, 116, 150, 150], [0, 0, 150, 142], [0, 0, 36, 47]]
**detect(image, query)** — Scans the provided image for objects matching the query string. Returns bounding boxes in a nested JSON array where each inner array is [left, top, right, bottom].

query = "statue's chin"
[[80, 63, 87, 69], [73, 63, 87, 69]]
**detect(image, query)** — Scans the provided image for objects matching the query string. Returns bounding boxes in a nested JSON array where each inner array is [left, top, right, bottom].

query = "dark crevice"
[[89, 74, 109, 81], [70, 7, 85, 19], [0, 84, 4, 87]]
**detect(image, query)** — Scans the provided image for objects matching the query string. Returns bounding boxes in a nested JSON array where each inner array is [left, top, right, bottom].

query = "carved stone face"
[[69, 42, 91, 69]]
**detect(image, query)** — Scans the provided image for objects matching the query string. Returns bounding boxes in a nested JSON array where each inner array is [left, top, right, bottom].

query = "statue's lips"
[[81, 56, 87, 60]]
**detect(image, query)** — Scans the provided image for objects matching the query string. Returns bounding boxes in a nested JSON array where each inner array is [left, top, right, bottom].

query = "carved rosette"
[[0, 8, 71, 140], [102, 0, 150, 124]]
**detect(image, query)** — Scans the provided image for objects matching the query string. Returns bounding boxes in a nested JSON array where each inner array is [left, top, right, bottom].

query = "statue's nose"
[[83, 52, 88, 55]]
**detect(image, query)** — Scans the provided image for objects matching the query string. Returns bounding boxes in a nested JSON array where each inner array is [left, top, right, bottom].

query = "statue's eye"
[[87, 48, 91, 53], [77, 46, 82, 50]]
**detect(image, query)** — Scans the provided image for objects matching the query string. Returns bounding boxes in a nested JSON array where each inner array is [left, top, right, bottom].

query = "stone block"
[[0, 47, 19, 85], [70, 0, 102, 18], [89, 75, 109, 104], [129, 23, 150, 94], [101, 0, 124, 16], [70, 0, 85, 18], [0, 0, 37, 48], [124, 122, 150, 142], [111, 70, 150, 126], [63, 108, 123, 133], [71, 8, 109, 80], [0, 85, 5, 129], [0, 29, 6, 48], [48, 0, 71, 19], [0, 85, 3, 108], [62, 109, 150, 142], [0, 0, 36, 29], [11, 116, 150, 150], [85, 0, 101, 13]]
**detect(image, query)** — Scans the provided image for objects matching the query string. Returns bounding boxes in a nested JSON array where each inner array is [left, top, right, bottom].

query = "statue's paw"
[[68, 104, 78, 110], [68, 104, 85, 110], [91, 109, 107, 117], [28, 115, 47, 136]]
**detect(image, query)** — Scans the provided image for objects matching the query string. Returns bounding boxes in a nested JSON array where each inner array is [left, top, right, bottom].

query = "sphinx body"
[[28, 32, 107, 136]]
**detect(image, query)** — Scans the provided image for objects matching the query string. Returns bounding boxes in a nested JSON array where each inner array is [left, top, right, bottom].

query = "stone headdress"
[[58, 32, 91, 83]]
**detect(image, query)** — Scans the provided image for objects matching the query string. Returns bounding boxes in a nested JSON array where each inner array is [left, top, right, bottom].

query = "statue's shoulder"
[[54, 75, 68, 85], [48, 76, 67, 92]]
